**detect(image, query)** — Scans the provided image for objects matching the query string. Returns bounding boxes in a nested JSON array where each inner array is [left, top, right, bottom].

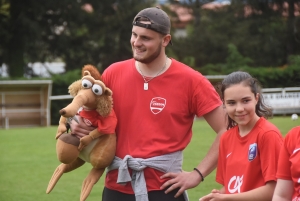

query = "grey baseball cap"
[[133, 7, 172, 45]]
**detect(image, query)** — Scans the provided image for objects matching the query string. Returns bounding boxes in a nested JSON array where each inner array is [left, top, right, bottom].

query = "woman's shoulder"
[[257, 117, 281, 134], [282, 126, 300, 153], [221, 126, 237, 140], [254, 118, 283, 145], [285, 126, 300, 139]]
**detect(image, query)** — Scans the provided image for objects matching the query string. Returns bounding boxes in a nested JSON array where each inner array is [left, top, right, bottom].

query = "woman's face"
[[223, 83, 259, 129]]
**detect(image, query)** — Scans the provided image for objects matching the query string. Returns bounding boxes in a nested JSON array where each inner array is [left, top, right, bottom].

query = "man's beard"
[[133, 45, 162, 64]]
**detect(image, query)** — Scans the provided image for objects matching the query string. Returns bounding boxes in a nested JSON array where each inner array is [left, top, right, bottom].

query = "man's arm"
[[160, 105, 227, 197], [195, 104, 227, 178]]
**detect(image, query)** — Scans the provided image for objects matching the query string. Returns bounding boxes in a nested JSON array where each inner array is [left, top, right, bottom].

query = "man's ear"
[[163, 34, 171, 46]]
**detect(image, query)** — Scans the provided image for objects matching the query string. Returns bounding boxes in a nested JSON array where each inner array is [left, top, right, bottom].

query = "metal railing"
[[50, 87, 300, 115]]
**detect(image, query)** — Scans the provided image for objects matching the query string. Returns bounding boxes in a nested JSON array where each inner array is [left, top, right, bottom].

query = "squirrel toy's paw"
[[78, 135, 93, 151], [46, 158, 86, 195], [56, 116, 68, 139], [56, 125, 67, 139], [80, 168, 105, 201], [46, 164, 66, 194]]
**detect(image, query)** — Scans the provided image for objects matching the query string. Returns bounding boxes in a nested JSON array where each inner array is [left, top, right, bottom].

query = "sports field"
[[0, 116, 298, 201]]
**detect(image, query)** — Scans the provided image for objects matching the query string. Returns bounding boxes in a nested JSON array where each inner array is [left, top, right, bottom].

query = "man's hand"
[[160, 170, 202, 198], [68, 115, 95, 139]]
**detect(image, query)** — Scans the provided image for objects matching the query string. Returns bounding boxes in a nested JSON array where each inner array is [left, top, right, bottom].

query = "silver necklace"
[[137, 57, 167, 90]]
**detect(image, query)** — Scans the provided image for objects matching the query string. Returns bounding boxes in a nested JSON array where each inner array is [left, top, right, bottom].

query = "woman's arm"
[[272, 179, 293, 201], [200, 181, 276, 201], [200, 186, 225, 201]]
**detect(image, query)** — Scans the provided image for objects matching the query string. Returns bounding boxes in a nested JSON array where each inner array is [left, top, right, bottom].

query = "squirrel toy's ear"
[[68, 80, 82, 97], [105, 88, 112, 96], [82, 65, 101, 80], [83, 71, 91, 76]]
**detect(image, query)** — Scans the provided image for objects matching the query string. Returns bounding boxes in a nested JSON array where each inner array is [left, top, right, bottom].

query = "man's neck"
[[136, 56, 170, 77]]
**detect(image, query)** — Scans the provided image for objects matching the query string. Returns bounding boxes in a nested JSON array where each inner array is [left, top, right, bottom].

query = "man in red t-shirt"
[[70, 6, 227, 201]]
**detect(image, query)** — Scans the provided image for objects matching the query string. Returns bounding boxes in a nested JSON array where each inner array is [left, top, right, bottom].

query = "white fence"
[[262, 87, 300, 115], [50, 87, 300, 115]]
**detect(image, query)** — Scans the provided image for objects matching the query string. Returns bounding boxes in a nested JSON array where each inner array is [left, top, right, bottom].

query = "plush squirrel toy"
[[46, 65, 117, 201]]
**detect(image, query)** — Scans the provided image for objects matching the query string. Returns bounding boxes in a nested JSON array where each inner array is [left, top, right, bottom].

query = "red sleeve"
[[97, 109, 117, 134], [258, 130, 283, 183], [192, 75, 222, 117], [216, 132, 227, 185], [276, 132, 293, 180]]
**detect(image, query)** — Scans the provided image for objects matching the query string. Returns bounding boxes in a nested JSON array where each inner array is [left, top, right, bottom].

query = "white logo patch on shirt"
[[83, 118, 92, 126], [228, 175, 244, 193], [293, 148, 300, 154], [248, 143, 257, 161], [150, 97, 166, 114], [226, 152, 232, 158]]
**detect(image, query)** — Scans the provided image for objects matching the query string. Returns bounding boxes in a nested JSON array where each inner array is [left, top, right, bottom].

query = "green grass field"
[[0, 116, 298, 201]]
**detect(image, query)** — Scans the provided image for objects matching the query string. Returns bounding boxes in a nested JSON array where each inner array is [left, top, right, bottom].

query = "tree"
[[0, 0, 9, 64], [0, 0, 156, 78], [235, 0, 300, 64], [169, 0, 300, 69], [226, 43, 253, 69]]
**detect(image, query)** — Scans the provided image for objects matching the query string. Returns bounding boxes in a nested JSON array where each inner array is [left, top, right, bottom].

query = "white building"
[[0, 62, 65, 78]]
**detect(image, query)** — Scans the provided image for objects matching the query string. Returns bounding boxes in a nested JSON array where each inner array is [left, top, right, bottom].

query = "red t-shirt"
[[276, 126, 300, 199], [102, 58, 222, 194], [79, 109, 117, 134], [216, 117, 283, 193]]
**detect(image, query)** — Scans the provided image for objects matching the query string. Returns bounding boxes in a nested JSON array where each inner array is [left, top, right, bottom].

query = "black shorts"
[[102, 187, 185, 201]]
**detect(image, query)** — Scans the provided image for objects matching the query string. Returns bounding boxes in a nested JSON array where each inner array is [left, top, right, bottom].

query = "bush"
[[199, 45, 300, 88], [50, 69, 81, 125]]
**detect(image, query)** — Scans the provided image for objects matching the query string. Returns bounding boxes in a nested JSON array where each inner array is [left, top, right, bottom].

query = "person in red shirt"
[[69, 6, 227, 201], [272, 126, 300, 201], [200, 71, 283, 201]]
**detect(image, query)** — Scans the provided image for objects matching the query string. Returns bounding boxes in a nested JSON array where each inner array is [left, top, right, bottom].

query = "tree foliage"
[[199, 44, 300, 88], [1, 0, 300, 83], [0, 0, 155, 77], [169, 0, 300, 69]]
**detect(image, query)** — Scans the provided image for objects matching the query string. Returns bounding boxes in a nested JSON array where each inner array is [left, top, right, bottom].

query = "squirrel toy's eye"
[[92, 84, 103, 95], [82, 79, 93, 88]]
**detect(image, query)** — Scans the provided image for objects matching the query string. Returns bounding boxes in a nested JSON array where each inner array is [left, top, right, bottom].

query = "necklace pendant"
[[144, 82, 148, 90]]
